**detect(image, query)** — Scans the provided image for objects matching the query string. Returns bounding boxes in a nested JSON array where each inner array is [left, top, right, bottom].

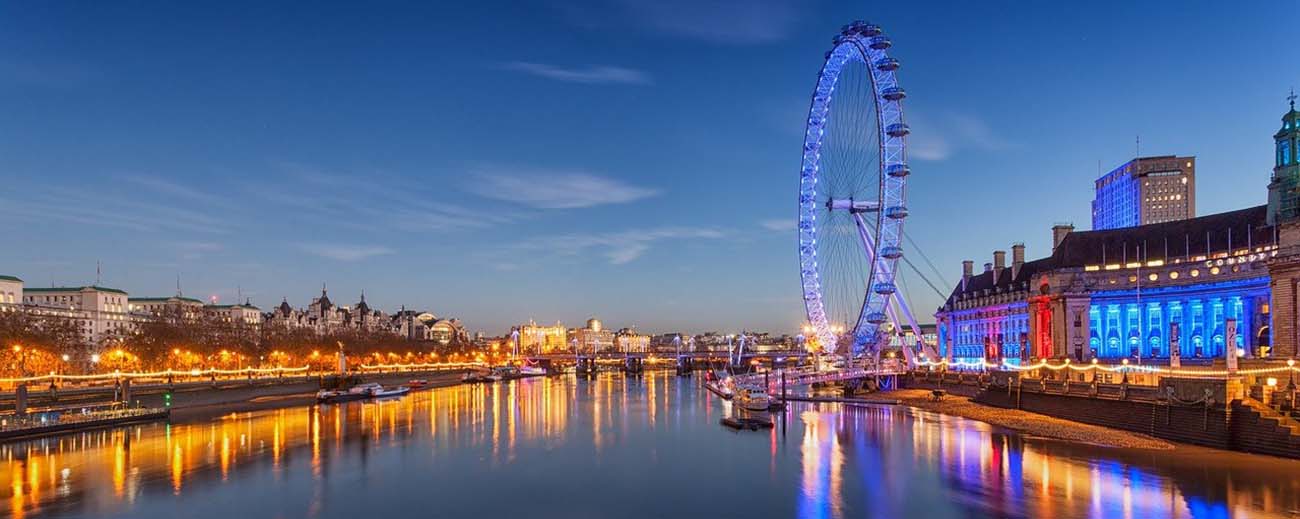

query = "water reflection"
[[0, 372, 1294, 518]]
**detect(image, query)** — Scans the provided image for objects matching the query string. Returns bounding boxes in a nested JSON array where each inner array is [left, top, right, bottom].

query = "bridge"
[[523, 350, 810, 362]]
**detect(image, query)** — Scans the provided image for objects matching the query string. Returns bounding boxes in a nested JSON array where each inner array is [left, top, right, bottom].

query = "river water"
[[0, 371, 1297, 518]]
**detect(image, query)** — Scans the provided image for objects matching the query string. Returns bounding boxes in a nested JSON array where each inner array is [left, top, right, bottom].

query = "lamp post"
[[11, 344, 24, 378]]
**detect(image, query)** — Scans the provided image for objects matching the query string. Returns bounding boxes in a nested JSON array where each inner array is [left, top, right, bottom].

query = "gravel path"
[[860, 389, 1174, 450]]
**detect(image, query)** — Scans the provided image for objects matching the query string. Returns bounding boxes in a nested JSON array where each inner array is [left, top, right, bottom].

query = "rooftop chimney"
[[983, 262, 993, 273], [1052, 224, 1075, 252], [961, 260, 973, 290], [1011, 243, 1025, 278], [992, 250, 1006, 279]]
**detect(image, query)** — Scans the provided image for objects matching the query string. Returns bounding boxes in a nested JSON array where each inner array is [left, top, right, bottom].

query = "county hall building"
[[935, 102, 1300, 364]]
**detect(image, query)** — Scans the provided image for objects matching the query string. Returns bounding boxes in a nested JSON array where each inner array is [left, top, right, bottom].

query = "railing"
[[732, 361, 906, 392]]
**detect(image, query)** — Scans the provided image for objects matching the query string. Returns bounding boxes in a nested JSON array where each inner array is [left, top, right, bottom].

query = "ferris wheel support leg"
[[893, 286, 940, 361], [852, 213, 916, 367]]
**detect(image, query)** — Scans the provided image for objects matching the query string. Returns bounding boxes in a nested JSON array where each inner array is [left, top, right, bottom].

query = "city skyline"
[[1, 2, 1293, 334]]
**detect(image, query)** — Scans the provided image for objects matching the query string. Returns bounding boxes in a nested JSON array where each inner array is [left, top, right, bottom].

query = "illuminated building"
[[615, 328, 650, 353], [937, 105, 1300, 363], [266, 288, 405, 335], [1266, 95, 1300, 358], [1092, 155, 1196, 230], [0, 275, 21, 310], [937, 208, 1275, 363], [572, 318, 615, 354], [206, 301, 264, 326], [518, 320, 568, 354], [129, 295, 206, 320], [23, 285, 133, 345]]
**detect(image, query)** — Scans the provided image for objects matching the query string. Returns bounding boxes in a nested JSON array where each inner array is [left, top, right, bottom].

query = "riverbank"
[[163, 371, 467, 422], [857, 389, 1174, 450]]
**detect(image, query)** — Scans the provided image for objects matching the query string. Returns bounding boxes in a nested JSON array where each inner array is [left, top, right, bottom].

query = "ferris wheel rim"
[[797, 24, 909, 355]]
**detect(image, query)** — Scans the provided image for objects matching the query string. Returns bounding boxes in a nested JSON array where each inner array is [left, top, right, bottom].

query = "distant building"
[[0, 275, 22, 310], [265, 287, 393, 334], [615, 327, 650, 353], [24, 285, 133, 345], [394, 311, 467, 345], [206, 301, 263, 326], [572, 318, 615, 354], [129, 295, 206, 321], [518, 320, 568, 354], [1092, 155, 1196, 230]]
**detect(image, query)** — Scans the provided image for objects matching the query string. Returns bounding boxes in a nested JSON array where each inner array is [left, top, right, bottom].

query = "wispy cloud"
[[467, 166, 660, 209], [253, 164, 512, 232], [908, 112, 1014, 162], [296, 243, 395, 262], [174, 241, 223, 260], [558, 0, 805, 45], [518, 227, 724, 264], [498, 62, 651, 85], [760, 218, 796, 232], [0, 187, 230, 234], [125, 175, 231, 208]]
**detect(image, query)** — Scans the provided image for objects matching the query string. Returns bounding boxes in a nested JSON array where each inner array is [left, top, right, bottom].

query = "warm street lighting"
[[91, 354, 100, 363]]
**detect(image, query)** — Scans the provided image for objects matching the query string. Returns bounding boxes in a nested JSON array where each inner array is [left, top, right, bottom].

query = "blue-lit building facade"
[[936, 206, 1276, 365]]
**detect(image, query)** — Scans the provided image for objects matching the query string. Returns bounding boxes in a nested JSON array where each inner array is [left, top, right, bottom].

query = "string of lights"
[[0, 365, 314, 384], [916, 358, 1299, 378]]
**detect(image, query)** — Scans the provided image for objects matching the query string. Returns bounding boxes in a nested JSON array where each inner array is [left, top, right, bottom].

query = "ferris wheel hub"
[[826, 198, 881, 213]]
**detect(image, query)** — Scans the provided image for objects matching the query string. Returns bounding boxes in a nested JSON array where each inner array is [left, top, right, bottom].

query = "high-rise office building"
[[1091, 155, 1196, 230]]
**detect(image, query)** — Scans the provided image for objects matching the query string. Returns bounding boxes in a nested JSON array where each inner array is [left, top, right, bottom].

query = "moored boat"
[[369, 385, 411, 398], [734, 384, 772, 412], [403, 379, 430, 390]]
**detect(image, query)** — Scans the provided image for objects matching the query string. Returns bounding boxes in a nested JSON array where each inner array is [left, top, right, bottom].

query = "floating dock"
[[720, 416, 773, 431]]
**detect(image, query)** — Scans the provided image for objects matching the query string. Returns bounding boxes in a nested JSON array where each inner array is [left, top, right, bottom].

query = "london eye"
[[797, 21, 926, 362]]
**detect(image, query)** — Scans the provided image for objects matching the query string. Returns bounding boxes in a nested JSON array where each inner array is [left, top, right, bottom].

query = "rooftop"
[[26, 286, 128, 295], [946, 205, 1271, 304]]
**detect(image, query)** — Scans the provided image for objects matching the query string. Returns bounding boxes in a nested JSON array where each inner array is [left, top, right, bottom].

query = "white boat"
[[734, 384, 772, 412], [519, 365, 546, 376], [369, 385, 411, 398], [350, 383, 383, 395]]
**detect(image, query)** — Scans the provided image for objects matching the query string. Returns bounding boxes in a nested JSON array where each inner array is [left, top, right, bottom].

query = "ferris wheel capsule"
[[885, 206, 909, 219], [885, 164, 911, 177], [868, 35, 891, 50], [886, 123, 910, 137], [882, 87, 906, 101], [873, 282, 897, 295], [875, 57, 900, 71], [880, 246, 904, 259]]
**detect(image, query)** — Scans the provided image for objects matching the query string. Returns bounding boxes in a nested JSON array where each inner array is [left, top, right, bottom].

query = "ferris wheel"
[[797, 21, 926, 362]]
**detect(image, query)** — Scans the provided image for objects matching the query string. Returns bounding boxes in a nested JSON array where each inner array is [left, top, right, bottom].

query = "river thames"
[[1, 371, 1298, 518]]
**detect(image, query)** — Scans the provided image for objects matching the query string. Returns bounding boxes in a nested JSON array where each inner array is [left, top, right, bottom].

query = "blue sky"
[[0, 2, 1292, 335]]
